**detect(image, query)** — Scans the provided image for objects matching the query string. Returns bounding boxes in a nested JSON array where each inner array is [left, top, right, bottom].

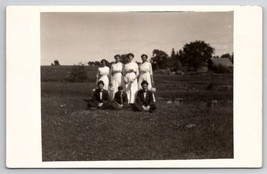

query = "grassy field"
[[41, 66, 233, 161]]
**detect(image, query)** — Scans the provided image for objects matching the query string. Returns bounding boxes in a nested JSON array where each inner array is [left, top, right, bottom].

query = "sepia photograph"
[[40, 11, 234, 161]]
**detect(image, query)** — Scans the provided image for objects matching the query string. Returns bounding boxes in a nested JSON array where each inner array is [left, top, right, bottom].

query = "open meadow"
[[41, 66, 233, 161]]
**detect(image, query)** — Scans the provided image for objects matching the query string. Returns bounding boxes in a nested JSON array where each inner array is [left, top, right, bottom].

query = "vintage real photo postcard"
[[6, 6, 262, 168]]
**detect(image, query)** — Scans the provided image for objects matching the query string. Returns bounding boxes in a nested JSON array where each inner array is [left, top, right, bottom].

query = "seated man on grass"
[[133, 80, 156, 113], [86, 80, 109, 110], [111, 86, 128, 110]]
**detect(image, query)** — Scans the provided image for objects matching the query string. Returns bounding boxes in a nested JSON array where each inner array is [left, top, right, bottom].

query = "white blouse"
[[139, 61, 153, 75], [111, 62, 123, 74], [123, 61, 139, 75], [98, 66, 110, 76]]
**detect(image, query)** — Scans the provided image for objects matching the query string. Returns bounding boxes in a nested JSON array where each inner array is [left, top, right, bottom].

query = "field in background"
[[41, 65, 233, 161]]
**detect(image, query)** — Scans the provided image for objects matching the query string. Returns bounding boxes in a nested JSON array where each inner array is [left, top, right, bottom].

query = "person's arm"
[[135, 63, 139, 80], [91, 90, 97, 101], [123, 92, 128, 105], [108, 67, 112, 87], [109, 65, 113, 76], [122, 64, 126, 76], [113, 92, 119, 103], [135, 91, 143, 105], [96, 69, 99, 85], [100, 91, 108, 104], [148, 91, 154, 106], [149, 63, 154, 87], [107, 67, 111, 78], [122, 65, 128, 84], [91, 90, 99, 106]]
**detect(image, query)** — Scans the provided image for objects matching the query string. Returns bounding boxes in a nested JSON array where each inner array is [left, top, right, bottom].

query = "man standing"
[[134, 80, 156, 113], [86, 80, 110, 109]]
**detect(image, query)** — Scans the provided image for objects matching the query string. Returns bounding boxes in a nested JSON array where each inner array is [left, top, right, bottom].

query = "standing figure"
[[134, 80, 156, 113], [111, 86, 128, 110], [138, 54, 154, 89], [123, 53, 139, 104], [96, 59, 110, 90], [110, 54, 124, 100], [86, 80, 110, 110]]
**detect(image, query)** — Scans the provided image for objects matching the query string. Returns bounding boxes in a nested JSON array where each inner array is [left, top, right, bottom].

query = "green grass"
[[41, 66, 233, 161]]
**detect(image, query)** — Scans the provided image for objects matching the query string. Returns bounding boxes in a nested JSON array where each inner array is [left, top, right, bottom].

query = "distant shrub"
[[67, 65, 88, 82], [52, 60, 60, 66]]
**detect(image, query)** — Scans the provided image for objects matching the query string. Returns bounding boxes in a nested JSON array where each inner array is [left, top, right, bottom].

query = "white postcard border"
[[6, 6, 262, 168]]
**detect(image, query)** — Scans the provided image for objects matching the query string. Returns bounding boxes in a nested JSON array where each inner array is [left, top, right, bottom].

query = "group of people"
[[85, 53, 156, 113]]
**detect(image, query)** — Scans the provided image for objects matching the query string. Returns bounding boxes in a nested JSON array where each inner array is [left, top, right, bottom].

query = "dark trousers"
[[86, 100, 109, 110], [133, 103, 156, 113], [111, 101, 128, 110]]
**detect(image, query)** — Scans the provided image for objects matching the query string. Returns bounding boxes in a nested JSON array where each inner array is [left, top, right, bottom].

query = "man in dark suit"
[[133, 80, 156, 113], [86, 80, 110, 109], [112, 86, 128, 110]]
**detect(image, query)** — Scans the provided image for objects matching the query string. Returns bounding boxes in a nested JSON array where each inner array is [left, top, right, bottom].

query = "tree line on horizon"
[[52, 40, 234, 73]]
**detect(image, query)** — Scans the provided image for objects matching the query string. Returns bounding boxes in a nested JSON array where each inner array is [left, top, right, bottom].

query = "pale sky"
[[41, 12, 233, 65]]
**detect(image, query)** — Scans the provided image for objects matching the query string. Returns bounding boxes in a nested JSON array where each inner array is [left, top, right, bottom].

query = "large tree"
[[180, 40, 215, 71], [150, 49, 169, 70], [168, 48, 183, 71]]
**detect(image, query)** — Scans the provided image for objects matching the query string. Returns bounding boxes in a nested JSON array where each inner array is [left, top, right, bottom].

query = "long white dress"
[[138, 61, 156, 102], [123, 61, 139, 104], [97, 66, 110, 90], [138, 61, 153, 89], [110, 62, 123, 99]]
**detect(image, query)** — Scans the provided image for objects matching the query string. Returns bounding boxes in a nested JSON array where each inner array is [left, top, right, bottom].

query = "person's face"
[[115, 57, 120, 63], [141, 56, 147, 62], [127, 57, 131, 63], [142, 84, 148, 91], [98, 83, 104, 90], [102, 61, 106, 66], [129, 55, 133, 61]]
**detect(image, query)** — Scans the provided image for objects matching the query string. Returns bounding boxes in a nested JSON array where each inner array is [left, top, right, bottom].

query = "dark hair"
[[127, 53, 134, 58], [118, 86, 123, 91], [141, 80, 149, 86], [101, 59, 108, 65], [141, 54, 148, 59], [114, 54, 121, 59], [97, 80, 105, 86]]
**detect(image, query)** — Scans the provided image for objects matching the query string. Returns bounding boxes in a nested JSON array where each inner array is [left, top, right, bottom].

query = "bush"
[[67, 65, 88, 82]]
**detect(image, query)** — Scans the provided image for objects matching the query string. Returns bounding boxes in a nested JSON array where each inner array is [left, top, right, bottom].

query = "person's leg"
[[87, 100, 99, 110], [111, 101, 120, 110], [149, 103, 156, 113], [100, 101, 110, 109], [123, 102, 129, 109], [133, 103, 144, 111]]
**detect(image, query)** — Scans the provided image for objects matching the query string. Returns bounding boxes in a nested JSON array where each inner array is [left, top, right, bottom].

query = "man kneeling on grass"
[[87, 80, 109, 110], [111, 86, 128, 110], [133, 80, 156, 113]]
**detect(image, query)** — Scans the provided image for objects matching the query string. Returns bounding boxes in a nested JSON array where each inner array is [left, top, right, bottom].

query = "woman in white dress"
[[138, 54, 154, 89], [139, 54, 156, 102], [123, 53, 139, 104], [109, 54, 124, 100], [96, 59, 110, 90]]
